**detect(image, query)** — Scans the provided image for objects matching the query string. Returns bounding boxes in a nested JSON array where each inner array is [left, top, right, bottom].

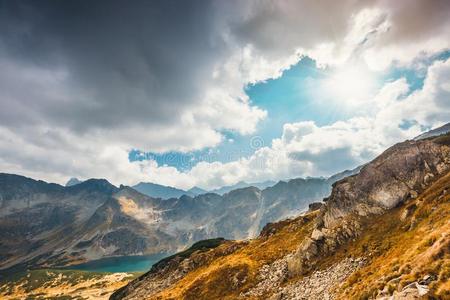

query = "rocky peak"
[[65, 177, 83, 186], [414, 122, 450, 140], [187, 186, 207, 195], [288, 134, 450, 275], [321, 137, 450, 228], [225, 186, 261, 198], [0, 173, 62, 192], [66, 178, 118, 195]]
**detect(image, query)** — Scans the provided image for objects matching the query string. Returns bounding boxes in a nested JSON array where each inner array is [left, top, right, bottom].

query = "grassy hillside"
[[0, 269, 140, 300], [336, 170, 450, 299], [117, 168, 449, 299], [137, 212, 318, 299]]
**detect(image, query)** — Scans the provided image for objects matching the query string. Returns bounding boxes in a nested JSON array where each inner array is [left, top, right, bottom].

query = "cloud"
[[0, 0, 267, 153], [0, 0, 449, 188], [1, 58, 448, 190], [122, 58, 450, 190], [220, 0, 450, 70], [376, 58, 450, 127]]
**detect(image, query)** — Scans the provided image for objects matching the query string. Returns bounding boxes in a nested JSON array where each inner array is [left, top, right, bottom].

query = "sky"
[[0, 0, 450, 190]]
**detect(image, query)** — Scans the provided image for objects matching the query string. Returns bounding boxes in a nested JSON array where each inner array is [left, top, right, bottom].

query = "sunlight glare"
[[322, 65, 377, 106]]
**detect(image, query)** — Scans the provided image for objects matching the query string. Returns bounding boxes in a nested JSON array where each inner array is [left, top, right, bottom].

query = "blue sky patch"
[[129, 52, 450, 171]]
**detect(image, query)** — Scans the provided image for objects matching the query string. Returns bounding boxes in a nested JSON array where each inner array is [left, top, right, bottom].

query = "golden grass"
[[0, 270, 140, 300], [335, 171, 450, 299], [149, 212, 318, 300], [128, 171, 450, 300]]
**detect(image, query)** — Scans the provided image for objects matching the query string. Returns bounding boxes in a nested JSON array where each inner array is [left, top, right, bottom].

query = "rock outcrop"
[[288, 136, 450, 275]]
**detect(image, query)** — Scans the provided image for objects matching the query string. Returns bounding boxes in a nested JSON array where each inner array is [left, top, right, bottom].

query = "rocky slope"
[[132, 182, 198, 199], [414, 122, 450, 140], [66, 177, 83, 186], [0, 177, 125, 274], [111, 133, 450, 300], [290, 135, 450, 275], [209, 180, 277, 196], [0, 171, 339, 275]]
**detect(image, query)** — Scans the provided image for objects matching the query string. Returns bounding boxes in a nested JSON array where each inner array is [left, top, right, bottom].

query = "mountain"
[[130, 180, 278, 199], [251, 180, 278, 190], [111, 132, 450, 300], [209, 180, 277, 195], [414, 122, 450, 140], [65, 177, 83, 186], [133, 180, 278, 199], [0, 176, 122, 273], [0, 173, 335, 275], [325, 164, 364, 184], [132, 182, 194, 199], [0, 159, 365, 277], [187, 186, 208, 195], [67, 179, 207, 199], [208, 181, 249, 195]]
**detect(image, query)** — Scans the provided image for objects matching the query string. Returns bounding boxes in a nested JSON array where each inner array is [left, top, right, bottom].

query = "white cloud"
[[1, 1, 450, 189], [2, 58, 447, 190], [222, 1, 450, 72], [108, 58, 449, 190]]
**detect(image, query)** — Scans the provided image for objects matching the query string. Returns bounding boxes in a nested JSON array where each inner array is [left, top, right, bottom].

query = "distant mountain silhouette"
[[65, 177, 83, 187], [132, 182, 194, 199], [414, 122, 450, 140]]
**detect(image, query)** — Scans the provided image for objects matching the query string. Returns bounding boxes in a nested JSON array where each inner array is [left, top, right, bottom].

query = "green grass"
[[152, 238, 226, 269]]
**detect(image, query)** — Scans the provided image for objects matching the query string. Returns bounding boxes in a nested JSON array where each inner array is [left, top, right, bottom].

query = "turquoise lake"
[[65, 253, 169, 273]]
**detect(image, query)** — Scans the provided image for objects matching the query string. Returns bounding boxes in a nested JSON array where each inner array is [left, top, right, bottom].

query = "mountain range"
[[132, 181, 200, 199], [65, 178, 277, 200], [0, 168, 358, 276]]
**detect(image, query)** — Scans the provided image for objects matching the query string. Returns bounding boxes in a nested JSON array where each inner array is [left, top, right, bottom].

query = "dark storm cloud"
[[0, 0, 225, 131], [228, 0, 363, 57], [2, 0, 448, 134]]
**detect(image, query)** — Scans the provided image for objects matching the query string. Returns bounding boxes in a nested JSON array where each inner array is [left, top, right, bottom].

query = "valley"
[[0, 167, 348, 276]]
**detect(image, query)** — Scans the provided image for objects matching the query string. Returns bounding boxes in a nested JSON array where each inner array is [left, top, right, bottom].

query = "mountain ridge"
[[414, 122, 450, 140], [65, 177, 83, 187], [131, 180, 279, 199], [132, 181, 195, 199], [0, 170, 349, 275]]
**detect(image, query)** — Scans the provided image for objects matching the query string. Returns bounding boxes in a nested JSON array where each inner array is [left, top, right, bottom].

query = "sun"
[[321, 65, 378, 106]]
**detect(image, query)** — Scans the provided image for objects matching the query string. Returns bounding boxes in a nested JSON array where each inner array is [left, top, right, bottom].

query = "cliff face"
[[111, 133, 450, 300], [322, 139, 450, 227], [290, 136, 450, 276]]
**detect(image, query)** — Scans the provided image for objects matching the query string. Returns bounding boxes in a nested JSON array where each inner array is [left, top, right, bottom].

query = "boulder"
[[311, 229, 325, 241], [308, 202, 323, 211]]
